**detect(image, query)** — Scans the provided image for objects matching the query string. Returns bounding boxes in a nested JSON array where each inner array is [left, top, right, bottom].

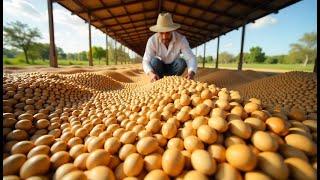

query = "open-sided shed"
[[49, 0, 301, 69]]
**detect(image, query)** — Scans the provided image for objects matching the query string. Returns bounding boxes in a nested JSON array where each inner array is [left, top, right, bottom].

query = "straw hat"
[[149, 12, 181, 32]]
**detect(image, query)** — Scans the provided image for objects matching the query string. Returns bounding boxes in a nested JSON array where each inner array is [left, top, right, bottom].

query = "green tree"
[[28, 44, 41, 62], [67, 53, 77, 61], [92, 46, 105, 64], [274, 55, 286, 64], [29, 43, 50, 61], [57, 47, 66, 59], [78, 51, 87, 61], [288, 32, 317, 65], [3, 48, 20, 58], [39, 43, 50, 61], [196, 55, 203, 63], [4, 21, 41, 64], [205, 56, 213, 64], [116, 46, 131, 64], [234, 52, 249, 64], [132, 56, 142, 63], [265, 57, 278, 64], [248, 46, 266, 63], [107, 42, 115, 64], [264, 55, 287, 64], [219, 51, 234, 64], [27, 43, 66, 62]]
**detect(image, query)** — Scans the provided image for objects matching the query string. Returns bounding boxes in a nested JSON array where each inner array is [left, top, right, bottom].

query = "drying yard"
[[3, 65, 317, 179], [3, 0, 317, 179]]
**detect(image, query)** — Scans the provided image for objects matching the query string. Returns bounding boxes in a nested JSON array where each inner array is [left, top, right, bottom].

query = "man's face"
[[160, 31, 172, 44]]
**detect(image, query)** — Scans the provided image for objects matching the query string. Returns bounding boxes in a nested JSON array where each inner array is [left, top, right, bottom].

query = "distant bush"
[[3, 57, 26, 65], [4, 58, 12, 65], [265, 57, 278, 64], [16, 58, 26, 64]]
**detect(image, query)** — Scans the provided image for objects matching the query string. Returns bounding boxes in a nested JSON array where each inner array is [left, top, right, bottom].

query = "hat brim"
[[149, 23, 180, 32]]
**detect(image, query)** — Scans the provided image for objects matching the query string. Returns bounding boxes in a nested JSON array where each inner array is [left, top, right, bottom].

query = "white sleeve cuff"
[[188, 67, 196, 74], [145, 68, 153, 75]]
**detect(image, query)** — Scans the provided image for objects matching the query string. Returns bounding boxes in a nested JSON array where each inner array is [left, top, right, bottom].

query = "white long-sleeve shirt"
[[142, 31, 197, 74]]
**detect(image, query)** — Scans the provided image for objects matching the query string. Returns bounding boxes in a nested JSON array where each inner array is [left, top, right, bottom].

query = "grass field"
[[3, 57, 129, 68], [197, 63, 314, 72], [3, 57, 314, 72]]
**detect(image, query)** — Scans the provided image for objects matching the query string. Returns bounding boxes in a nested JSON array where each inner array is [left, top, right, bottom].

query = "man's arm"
[[142, 37, 160, 82], [180, 36, 197, 79], [142, 38, 155, 74]]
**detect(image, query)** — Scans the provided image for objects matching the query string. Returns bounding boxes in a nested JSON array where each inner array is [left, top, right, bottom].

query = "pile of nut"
[[235, 71, 317, 119], [3, 72, 317, 180]]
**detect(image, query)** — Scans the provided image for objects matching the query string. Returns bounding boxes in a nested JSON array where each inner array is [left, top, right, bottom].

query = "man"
[[143, 12, 197, 82]]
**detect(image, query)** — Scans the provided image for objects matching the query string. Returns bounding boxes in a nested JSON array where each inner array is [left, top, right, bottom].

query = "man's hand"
[[148, 71, 160, 82], [185, 71, 195, 80]]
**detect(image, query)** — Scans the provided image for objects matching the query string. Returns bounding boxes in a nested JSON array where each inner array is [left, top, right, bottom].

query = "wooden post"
[[129, 49, 131, 64], [216, 36, 220, 69], [194, 47, 197, 66], [125, 47, 127, 64], [314, 57, 317, 73], [120, 44, 123, 64], [127, 48, 129, 64], [106, 34, 109, 65], [203, 43, 206, 68], [195, 46, 197, 60], [88, 14, 93, 66], [238, 24, 246, 70], [123, 47, 125, 64], [114, 40, 117, 65], [47, 0, 58, 67], [124, 47, 126, 64]]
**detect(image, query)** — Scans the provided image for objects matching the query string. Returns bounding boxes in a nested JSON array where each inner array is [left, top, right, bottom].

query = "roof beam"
[[179, 24, 214, 38], [121, 33, 199, 43], [167, 9, 232, 29], [206, 0, 282, 37], [189, 1, 218, 31], [141, 1, 150, 40], [91, 9, 156, 23], [122, 33, 151, 39], [99, 16, 156, 28], [226, 0, 279, 28], [71, 0, 129, 45], [119, 0, 144, 44], [176, 29, 207, 41], [179, 0, 197, 25], [109, 24, 152, 35], [121, 33, 153, 40], [122, 32, 199, 44], [158, 0, 162, 13], [200, 1, 240, 37], [102, 16, 221, 37], [128, 39, 199, 49], [73, 0, 152, 14], [110, 20, 212, 38], [114, 26, 207, 41], [123, 35, 199, 46], [228, 0, 274, 12], [173, 0, 179, 12], [115, 30, 153, 38], [169, 0, 237, 19], [97, 0, 142, 43], [106, 19, 213, 39], [122, 38, 148, 43]]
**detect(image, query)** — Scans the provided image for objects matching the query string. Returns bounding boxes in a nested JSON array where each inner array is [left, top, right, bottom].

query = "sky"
[[3, 0, 317, 58]]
